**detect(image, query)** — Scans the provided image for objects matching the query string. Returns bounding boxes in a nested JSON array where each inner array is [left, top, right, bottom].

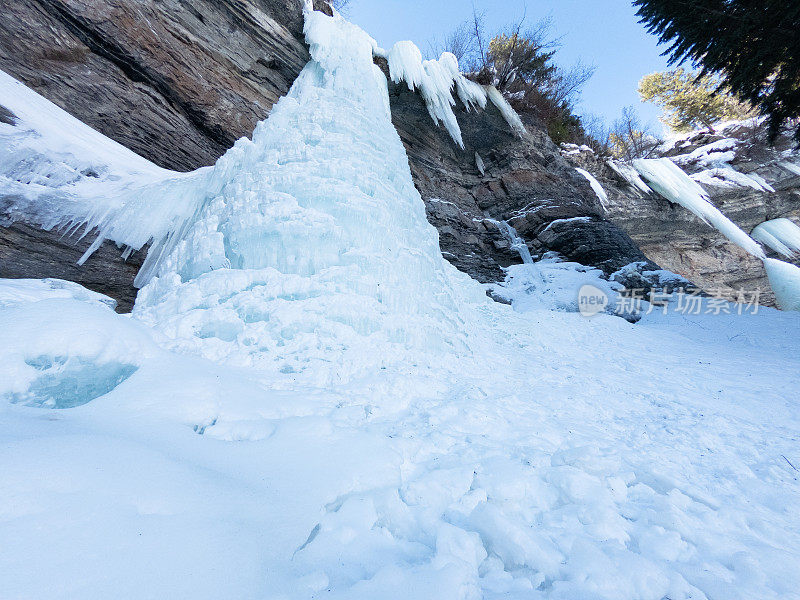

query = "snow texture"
[[2, 6, 800, 600], [575, 167, 608, 209], [633, 158, 766, 259], [752, 218, 800, 258]]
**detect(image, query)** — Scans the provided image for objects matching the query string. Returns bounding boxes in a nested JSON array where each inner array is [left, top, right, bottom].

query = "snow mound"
[[764, 258, 800, 311], [633, 158, 766, 259], [0, 278, 117, 310], [752, 218, 800, 258]]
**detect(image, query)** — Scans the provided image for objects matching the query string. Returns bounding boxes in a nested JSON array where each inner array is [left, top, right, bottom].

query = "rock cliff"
[[1, 0, 654, 310], [564, 124, 800, 307]]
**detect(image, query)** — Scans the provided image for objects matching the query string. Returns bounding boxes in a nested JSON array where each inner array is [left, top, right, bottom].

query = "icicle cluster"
[[382, 41, 525, 147], [751, 218, 800, 258]]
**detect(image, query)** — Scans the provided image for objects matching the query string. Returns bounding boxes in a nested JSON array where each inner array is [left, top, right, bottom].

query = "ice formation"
[[752, 218, 800, 258], [780, 161, 800, 177], [3, 6, 800, 600], [606, 159, 653, 195], [764, 258, 800, 311], [575, 167, 608, 209], [385, 40, 523, 147], [125, 6, 487, 379], [691, 167, 775, 192], [486, 218, 533, 264], [0, 68, 206, 284], [633, 158, 766, 259]]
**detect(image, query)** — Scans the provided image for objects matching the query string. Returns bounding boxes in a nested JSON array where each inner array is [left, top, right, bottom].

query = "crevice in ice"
[[632, 158, 766, 259]]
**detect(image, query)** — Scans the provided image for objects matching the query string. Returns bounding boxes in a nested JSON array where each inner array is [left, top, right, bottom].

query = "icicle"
[[485, 86, 526, 136], [575, 167, 608, 209], [764, 258, 800, 311], [384, 40, 525, 147], [751, 218, 800, 258], [633, 158, 766, 260], [475, 152, 485, 176]]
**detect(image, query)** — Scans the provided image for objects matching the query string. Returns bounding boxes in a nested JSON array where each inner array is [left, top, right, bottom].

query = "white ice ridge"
[[633, 158, 766, 259], [127, 5, 487, 379], [751, 218, 800, 258], [384, 41, 524, 147], [575, 167, 608, 209]]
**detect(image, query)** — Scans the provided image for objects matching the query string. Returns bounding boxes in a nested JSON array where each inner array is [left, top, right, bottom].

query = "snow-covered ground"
[[2, 6, 800, 600], [2, 276, 800, 600]]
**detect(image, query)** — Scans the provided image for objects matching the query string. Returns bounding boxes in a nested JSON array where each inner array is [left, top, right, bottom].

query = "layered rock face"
[[384, 72, 650, 283], [565, 127, 800, 307], [1, 0, 649, 309], [0, 0, 317, 172]]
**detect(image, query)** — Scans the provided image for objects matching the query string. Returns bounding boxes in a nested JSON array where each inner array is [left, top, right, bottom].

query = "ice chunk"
[[633, 158, 766, 259], [751, 218, 800, 258], [575, 167, 608, 209], [764, 258, 800, 311]]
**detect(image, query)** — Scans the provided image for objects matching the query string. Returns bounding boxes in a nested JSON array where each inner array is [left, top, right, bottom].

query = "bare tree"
[[427, 22, 475, 63], [330, 0, 350, 11], [609, 106, 662, 160]]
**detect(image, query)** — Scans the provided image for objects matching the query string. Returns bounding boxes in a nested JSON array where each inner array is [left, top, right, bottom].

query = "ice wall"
[[129, 7, 484, 380]]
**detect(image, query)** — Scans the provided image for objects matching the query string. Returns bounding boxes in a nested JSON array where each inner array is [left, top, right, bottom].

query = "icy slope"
[[1, 6, 800, 600]]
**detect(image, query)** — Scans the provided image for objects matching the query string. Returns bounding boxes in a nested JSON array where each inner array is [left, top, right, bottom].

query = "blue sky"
[[344, 0, 671, 132]]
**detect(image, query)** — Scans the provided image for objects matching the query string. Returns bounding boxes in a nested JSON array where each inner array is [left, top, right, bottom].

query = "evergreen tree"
[[639, 69, 755, 132], [633, 0, 800, 142]]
